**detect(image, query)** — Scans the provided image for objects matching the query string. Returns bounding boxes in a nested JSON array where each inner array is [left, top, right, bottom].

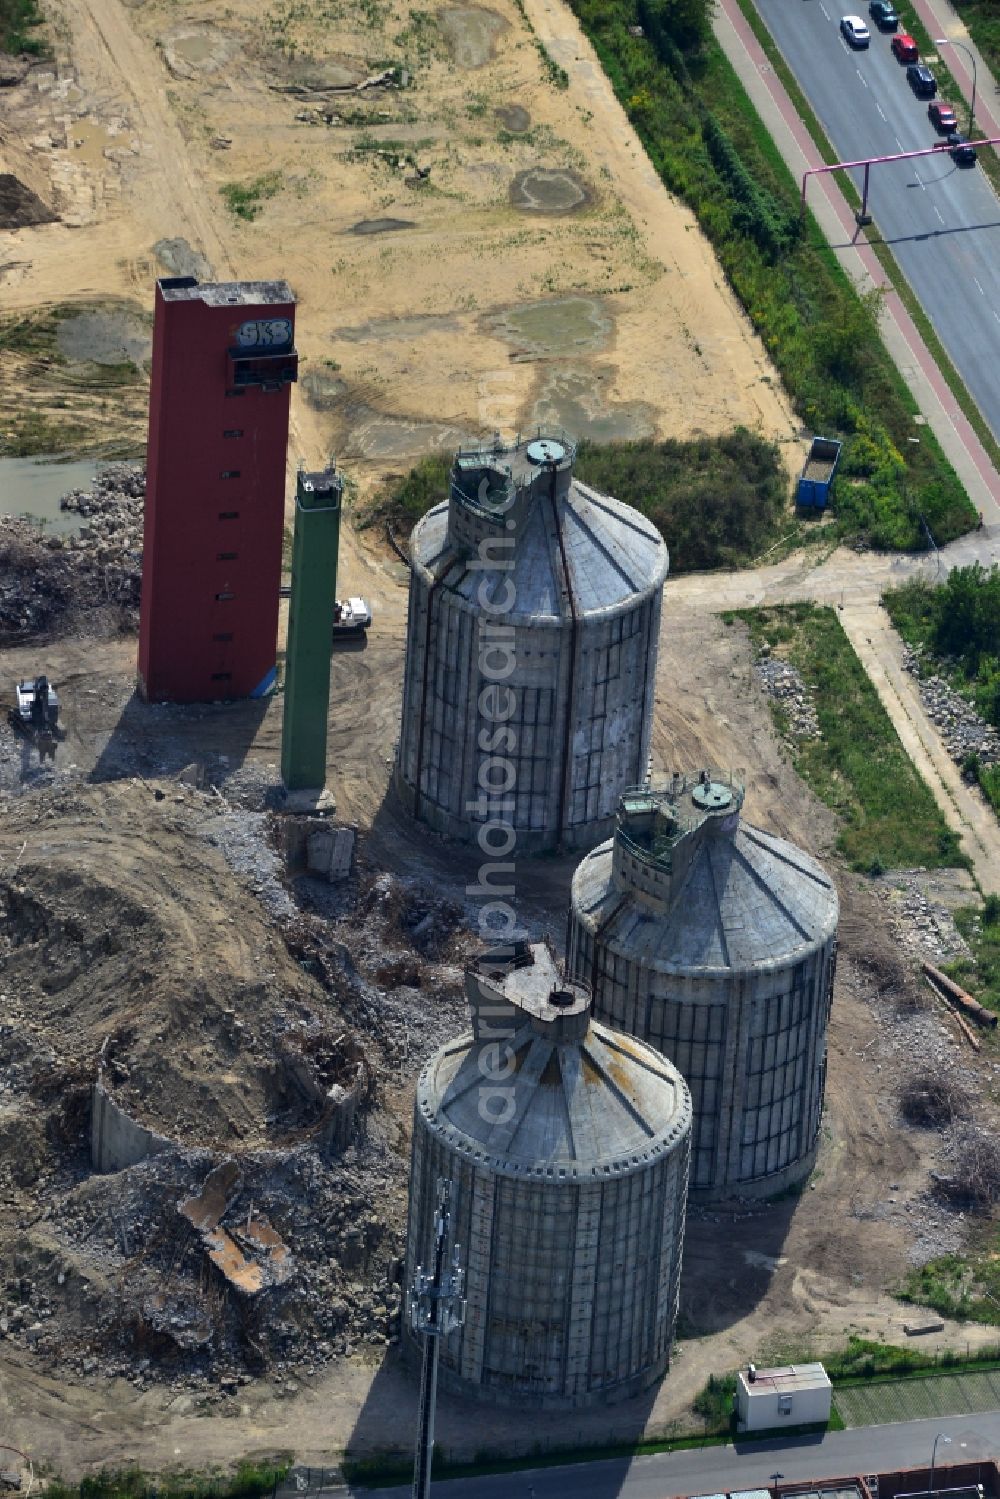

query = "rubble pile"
[[903, 643, 1000, 769], [871, 872, 972, 963], [0, 464, 144, 642], [0, 777, 473, 1386], [753, 646, 820, 740]]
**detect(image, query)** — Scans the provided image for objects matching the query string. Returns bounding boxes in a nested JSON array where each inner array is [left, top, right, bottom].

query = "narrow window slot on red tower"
[[213, 632, 234, 642], [225, 389, 245, 398], [217, 551, 238, 561], [210, 673, 232, 682], [215, 591, 234, 602], [220, 470, 241, 479], [223, 430, 243, 439], [218, 511, 239, 520]]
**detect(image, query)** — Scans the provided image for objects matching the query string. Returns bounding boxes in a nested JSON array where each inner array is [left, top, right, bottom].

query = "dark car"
[[928, 100, 958, 131], [946, 131, 977, 164], [907, 62, 937, 96], [891, 31, 918, 61], [869, 0, 898, 27]]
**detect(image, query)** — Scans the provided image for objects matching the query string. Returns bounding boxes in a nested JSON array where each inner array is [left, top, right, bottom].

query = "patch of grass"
[[0, 302, 148, 459], [535, 38, 569, 88], [362, 431, 792, 572], [899, 1245, 1000, 1326], [0, 0, 47, 54], [566, 0, 976, 550], [692, 1371, 737, 1431], [954, 1, 1000, 86], [44, 1461, 291, 1499], [947, 901, 1000, 1016], [733, 603, 966, 870], [219, 173, 282, 221]]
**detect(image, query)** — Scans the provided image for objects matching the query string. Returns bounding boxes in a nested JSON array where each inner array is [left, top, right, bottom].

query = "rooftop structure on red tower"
[[137, 276, 298, 703]]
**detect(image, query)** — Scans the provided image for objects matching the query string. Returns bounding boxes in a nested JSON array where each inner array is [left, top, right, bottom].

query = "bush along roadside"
[[568, 0, 976, 550]]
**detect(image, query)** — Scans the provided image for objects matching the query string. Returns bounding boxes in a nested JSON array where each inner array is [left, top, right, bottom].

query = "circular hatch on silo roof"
[[526, 437, 567, 466], [691, 781, 733, 812]]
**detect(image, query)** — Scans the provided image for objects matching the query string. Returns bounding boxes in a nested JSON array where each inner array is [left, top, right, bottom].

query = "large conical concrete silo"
[[566, 773, 839, 1201], [395, 431, 668, 853], [404, 941, 691, 1409]]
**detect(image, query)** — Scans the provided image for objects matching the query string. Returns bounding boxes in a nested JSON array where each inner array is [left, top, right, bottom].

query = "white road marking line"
[[857, 69, 869, 86], [994, 309, 1000, 325], [895, 136, 904, 150], [974, 277, 985, 296], [914, 171, 925, 189], [876, 102, 887, 119], [819, 2, 829, 15], [934, 205, 944, 222]]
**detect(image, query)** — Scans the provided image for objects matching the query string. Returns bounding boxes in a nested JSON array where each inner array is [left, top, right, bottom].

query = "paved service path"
[[312, 1410, 1000, 1498]]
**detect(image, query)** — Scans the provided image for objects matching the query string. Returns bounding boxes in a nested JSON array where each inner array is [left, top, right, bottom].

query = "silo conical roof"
[[410, 454, 668, 623], [574, 812, 838, 975], [417, 943, 690, 1178]]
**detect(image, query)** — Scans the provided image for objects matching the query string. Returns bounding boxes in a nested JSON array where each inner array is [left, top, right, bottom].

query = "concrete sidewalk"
[[714, 0, 1000, 521]]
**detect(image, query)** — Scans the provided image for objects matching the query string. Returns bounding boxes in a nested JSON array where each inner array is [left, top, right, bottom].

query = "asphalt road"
[[311, 1411, 1000, 1499], [753, 0, 1000, 443]]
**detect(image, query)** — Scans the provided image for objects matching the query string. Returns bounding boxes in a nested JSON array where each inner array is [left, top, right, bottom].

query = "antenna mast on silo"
[[408, 1178, 465, 1499]]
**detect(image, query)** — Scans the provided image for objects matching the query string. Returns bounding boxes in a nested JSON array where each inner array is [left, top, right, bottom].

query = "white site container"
[[735, 1362, 832, 1432]]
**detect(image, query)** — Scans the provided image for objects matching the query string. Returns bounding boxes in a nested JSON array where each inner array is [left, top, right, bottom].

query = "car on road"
[[891, 31, 918, 61], [907, 62, 938, 96], [937, 130, 978, 164], [840, 14, 871, 46], [928, 100, 958, 132], [868, 0, 898, 28]]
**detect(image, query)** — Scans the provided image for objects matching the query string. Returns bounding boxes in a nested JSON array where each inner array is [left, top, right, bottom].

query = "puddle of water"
[[56, 309, 151, 366], [0, 457, 102, 534], [349, 218, 416, 235], [510, 167, 591, 214], [335, 313, 461, 344], [488, 296, 613, 358], [439, 6, 507, 68], [532, 369, 656, 444], [66, 119, 118, 168], [341, 404, 472, 462], [496, 104, 530, 133], [173, 32, 216, 65]]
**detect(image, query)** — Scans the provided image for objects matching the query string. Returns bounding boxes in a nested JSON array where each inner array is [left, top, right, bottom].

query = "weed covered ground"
[[729, 602, 965, 871]]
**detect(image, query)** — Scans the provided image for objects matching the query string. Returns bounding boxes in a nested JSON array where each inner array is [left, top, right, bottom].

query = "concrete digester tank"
[[404, 940, 691, 1409], [395, 430, 669, 853], [566, 773, 838, 1200]]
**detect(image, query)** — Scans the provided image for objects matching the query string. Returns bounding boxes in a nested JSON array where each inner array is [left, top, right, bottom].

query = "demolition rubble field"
[[1, 525, 999, 1470]]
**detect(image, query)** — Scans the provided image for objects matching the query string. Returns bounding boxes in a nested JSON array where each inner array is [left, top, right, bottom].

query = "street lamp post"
[[930, 1431, 952, 1493], [935, 37, 978, 137]]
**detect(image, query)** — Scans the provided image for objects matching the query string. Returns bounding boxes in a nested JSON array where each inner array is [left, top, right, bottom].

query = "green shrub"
[[1, 0, 46, 53]]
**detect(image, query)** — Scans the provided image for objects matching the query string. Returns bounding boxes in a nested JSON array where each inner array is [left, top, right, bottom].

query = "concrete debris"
[[871, 871, 972, 963], [0, 464, 143, 643], [902, 643, 1000, 769], [180, 1160, 293, 1297], [752, 647, 820, 740]]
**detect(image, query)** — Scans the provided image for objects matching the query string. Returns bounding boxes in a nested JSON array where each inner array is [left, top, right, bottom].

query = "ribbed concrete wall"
[[395, 433, 668, 853], [404, 945, 691, 1408], [566, 779, 838, 1201]]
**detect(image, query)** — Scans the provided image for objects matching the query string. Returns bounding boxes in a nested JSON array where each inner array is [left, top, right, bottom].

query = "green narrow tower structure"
[[281, 465, 342, 791]]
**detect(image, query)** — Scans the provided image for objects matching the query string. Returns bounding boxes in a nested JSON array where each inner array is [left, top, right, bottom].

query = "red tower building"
[[138, 277, 298, 703]]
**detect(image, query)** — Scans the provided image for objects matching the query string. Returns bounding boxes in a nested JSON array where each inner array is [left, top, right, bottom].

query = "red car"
[[891, 31, 918, 61], [928, 100, 958, 131]]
